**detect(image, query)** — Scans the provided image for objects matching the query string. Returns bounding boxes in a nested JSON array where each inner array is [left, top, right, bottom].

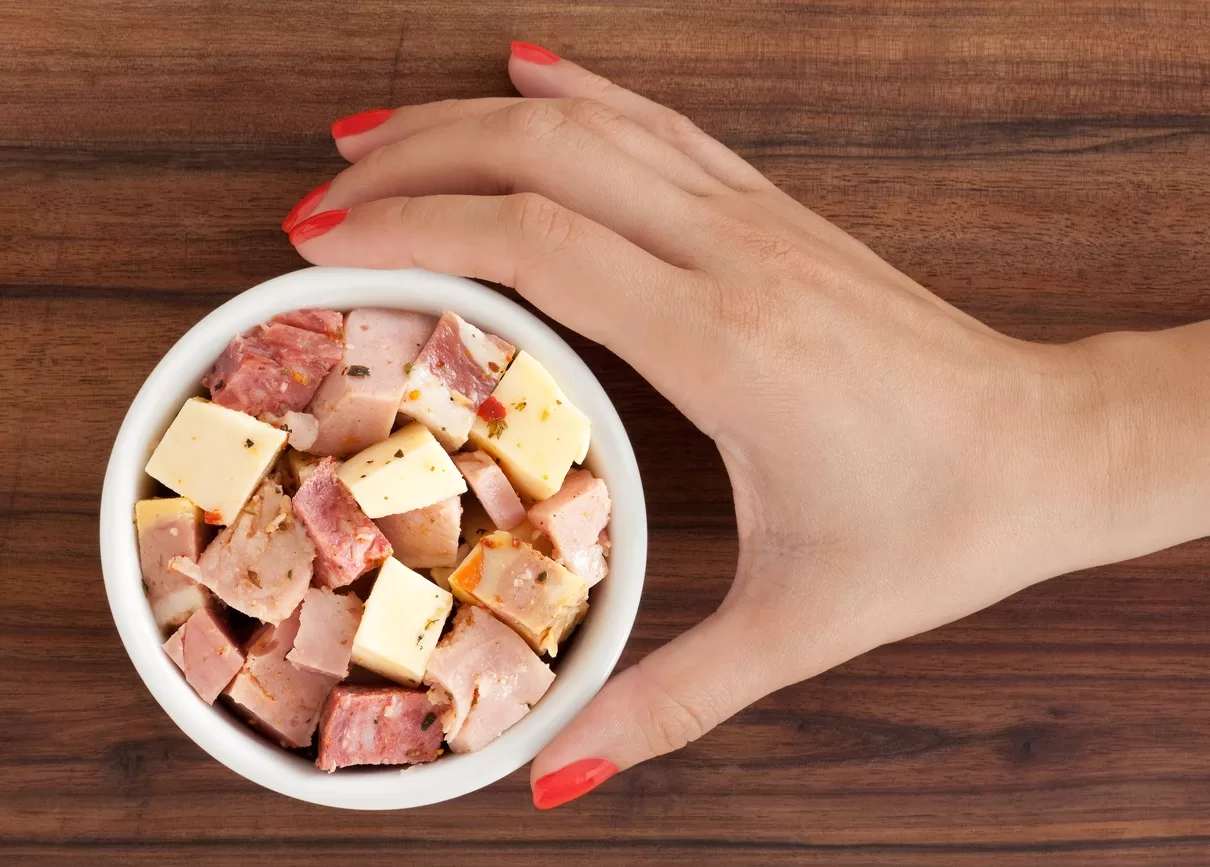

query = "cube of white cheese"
[[145, 398, 287, 525], [336, 422, 466, 520], [468, 351, 591, 501], [351, 557, 453, 686]]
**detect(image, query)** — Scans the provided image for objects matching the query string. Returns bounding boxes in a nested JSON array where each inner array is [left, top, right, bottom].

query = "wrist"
[[1052, 324, 1210, 569]]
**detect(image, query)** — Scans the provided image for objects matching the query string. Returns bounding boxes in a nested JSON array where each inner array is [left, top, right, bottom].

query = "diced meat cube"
[[223, 606, 339, 749], [376, 496, 461, 570], [271, 308, 343, 338], [163, 607, 245, 704], [203, 322, 343, 417], [292, 458, 393, 588], [170, 477, 315, 623], [527, 469, 612, 586], [448, 531, 588, 657], [286, 587, 363, 679], [399, 311, 515, 450], [424, 606, 554, 753], [316, 685, 445, 771], [135, 498, 212, 631], [453, 450, 526, 531], [308, 309, 436, 457]]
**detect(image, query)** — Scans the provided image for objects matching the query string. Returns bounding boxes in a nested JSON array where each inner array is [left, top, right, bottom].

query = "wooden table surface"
[[3, 1, 1210, 864]]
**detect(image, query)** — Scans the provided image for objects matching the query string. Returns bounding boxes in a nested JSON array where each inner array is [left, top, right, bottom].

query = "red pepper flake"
[[487, 361, 500, 373], [510, 536, 521, 548], [435, 359, 445, 369], [477, 396, 506, 421], [482, 537, 497, 549], [204, 510, 224, 525]]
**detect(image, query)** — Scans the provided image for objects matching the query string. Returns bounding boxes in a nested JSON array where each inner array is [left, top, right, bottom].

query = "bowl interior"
[[99, 267, 646, 809]]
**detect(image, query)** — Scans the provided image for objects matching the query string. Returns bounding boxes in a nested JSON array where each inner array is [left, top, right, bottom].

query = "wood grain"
[[3, 1, 1210, 864]]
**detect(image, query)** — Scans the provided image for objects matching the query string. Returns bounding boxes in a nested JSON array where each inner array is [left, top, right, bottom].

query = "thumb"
[[529, 602, 776, 809]]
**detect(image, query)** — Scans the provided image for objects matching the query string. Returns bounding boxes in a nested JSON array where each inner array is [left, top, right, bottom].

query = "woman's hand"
[[284, 42, 1210, 808]]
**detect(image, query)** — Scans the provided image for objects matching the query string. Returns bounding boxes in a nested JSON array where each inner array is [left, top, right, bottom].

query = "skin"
[[290, 50, 1210, 803]]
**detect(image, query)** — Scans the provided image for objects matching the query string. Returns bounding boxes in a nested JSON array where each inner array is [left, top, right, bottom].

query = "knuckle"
[[637, 676, 714, 756], [658, 109, 704, 147], [506, 192, 581, 252], [501, 99, 572, 143], [560, 97, 626, 136]]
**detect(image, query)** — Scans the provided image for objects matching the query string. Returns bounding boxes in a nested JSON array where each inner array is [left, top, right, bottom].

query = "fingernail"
[[532, 758, 617, 810], [288, 209, 349, 245], [331, 108, 393, 139], [510, 41, 560, 65], [281, 182, 330, 232]]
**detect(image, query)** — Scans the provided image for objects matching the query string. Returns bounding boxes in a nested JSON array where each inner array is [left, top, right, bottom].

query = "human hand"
[[284, 41, 1210, 808]]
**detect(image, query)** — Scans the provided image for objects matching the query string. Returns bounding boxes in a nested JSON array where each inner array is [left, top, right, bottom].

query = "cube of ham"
[[135, 498, 212, 631], [163, 607, 245, 704], [375, 496, 461, 570], [170, 477, 315, 624], [203, 320, 343, 417], [424, 606, 554, 753], [292, 457, 393, 588], [448, 531, 588, 657], [308, 309, 436, 457], [316, 685, 446, 772], [453, 450, 526, 531], [286, 587, 363, 679], [271, 308, 344, 338], [224, 605, 339, 748], [527, 469, 612, 587], [398, 311, 515, 450]]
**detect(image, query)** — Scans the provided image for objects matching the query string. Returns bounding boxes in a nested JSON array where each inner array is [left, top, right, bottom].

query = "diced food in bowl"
[[424, 606, 555, 753], [292, 457, 393, 589], [163, 607, 245, 704], [352, 557, 453, 687], [135, 497, 212, 630], [448, 531, 588, 657], [317, 685, 446, 772], [468, 351, 591, 500], [286, 587, 364, 679], [137, 306, 612, 771], [375, 496, 462, 570]]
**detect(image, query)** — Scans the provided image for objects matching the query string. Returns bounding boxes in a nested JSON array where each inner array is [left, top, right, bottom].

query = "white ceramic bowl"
[[99, 266, 646, 809]]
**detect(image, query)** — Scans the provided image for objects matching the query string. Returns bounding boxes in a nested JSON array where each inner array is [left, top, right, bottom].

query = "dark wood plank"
[[3, 1, 1210, 864]]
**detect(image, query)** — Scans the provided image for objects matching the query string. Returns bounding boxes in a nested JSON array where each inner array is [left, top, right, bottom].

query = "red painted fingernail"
[[288, 209, 348, 245], [281, 182, 330, 232], [510, 41, 560, 65], [331, 108, 393, 139], [532, 758, 617, 810]]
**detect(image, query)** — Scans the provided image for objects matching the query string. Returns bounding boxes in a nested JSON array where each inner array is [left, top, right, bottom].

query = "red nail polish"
[[331, 108, 393, 139], [510, 41, 560, 65], [281, 182, 331, 232], [289, 209, 349, 245], [532, 758, 617, 810]]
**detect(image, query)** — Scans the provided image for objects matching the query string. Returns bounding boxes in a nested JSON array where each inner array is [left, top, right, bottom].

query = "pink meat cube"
[[203, 322, 343, 417], [527, 469, 612, 587], [453, 450, 526, 530], [170, 477, 315, 624], [286, 587, 363, 679], [223, 606, 339, 748], [292, 458, 393, 588], [308, 309, 436, 457], [271, 308, 343, 338], [135, 498, 212, 631], [398, 311, 515, 449], [375, 496, 461, 570], [424, 606, 554, 753], [316, 685, 446, 772], [163, 607, 245, 704]]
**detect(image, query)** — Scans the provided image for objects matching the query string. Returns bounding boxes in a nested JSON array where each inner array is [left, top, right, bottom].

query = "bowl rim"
[[99, 266, 647, 809]]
